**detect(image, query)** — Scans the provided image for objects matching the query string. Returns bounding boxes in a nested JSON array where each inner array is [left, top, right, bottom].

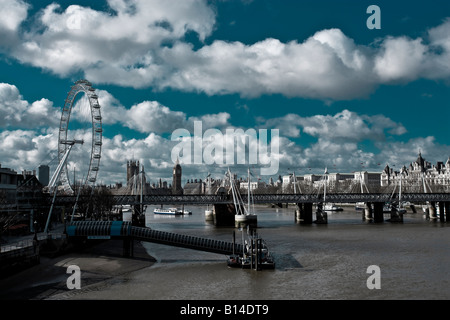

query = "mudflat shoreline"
[[0, 239, 156, 300]]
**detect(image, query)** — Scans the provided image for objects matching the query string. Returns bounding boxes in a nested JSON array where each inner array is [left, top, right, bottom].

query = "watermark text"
[[171, 121, 280, 175]]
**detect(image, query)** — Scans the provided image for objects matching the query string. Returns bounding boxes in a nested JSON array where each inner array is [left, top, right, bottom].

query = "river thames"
[[49, 205, 450, 300]]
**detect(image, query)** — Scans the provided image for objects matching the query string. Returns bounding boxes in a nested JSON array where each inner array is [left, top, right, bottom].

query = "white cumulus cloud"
[[2, 1, 450, 101], [0, 83, 60, 128]]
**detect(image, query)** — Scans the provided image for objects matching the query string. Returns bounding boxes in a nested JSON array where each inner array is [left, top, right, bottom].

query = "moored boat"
[[324, 204, 343, 211], [153, 207, 183, 215], [384, 203, 407, 214], [227, 230, 275, 270], [355, 202, 365, 211]]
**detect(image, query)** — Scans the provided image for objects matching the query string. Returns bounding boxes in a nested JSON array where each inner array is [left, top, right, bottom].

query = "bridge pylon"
[[373, 202, 384, 223], [295, 203, 313, 224]]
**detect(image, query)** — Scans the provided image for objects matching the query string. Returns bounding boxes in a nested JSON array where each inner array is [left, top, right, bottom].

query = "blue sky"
[[0, 0, 449, 186]]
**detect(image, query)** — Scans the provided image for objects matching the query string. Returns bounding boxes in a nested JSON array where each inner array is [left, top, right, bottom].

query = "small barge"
[[227, 229, 275, 270]]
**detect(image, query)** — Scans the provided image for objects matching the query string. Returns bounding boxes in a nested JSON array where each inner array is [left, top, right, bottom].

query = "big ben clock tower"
[[172, 158, 183, 195]]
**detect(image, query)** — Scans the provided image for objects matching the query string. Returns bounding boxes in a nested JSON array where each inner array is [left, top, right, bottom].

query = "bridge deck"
[[130, 227, 242, 255], [67, 221, 243, 256], [51, 192, 450, 206]]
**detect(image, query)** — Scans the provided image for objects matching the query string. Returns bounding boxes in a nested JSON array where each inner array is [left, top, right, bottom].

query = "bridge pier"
[[213, 204, 236, 227], [373, 202, 384, 223], [446, 202, 450, 222], [439, 202, 445, 222], [389, 206, 403, 223], [296, 203, 313, 224], [429, 202, 437, 220], [295, 204, 301, 223], [314, 203, 328, 224], [363, 202, 373, 221]]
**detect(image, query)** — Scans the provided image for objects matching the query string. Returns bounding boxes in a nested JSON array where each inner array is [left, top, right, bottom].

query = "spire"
[[416, 151, 425, 167]]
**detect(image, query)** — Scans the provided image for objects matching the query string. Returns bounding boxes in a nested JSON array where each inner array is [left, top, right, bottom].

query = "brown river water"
[[51, 205, 450, 300]]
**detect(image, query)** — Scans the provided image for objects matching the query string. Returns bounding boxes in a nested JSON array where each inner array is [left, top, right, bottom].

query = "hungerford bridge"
[[3, 191, 448, 270], [55, 192, 450, 206], [51, 191, 450, 225]]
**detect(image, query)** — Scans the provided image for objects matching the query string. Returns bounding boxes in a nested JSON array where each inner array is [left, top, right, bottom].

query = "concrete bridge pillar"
[[295, 204, 302, 224], [373, 202, 384, 223], [363, 202, 373, 221], [445, 202, 450, 223], [389, 205, 403, 223], [439, 202, 445, 222], [298, 203, 313, 225], [314, 203, 328, 224], [213, 204, 236, 227], [429, 202, 437, 220]]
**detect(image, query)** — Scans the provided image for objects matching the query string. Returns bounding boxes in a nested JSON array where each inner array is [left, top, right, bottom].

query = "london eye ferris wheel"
[[48, 79, 102, 194]]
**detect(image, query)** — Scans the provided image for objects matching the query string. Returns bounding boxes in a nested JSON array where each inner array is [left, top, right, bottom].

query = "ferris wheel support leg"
[[48, 144, 74, 192], [44, 190, 58, 234], [71, 185, 83, 223]]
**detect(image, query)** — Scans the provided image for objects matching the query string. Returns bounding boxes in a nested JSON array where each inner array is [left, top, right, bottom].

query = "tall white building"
[[381, 152, 450, 191]]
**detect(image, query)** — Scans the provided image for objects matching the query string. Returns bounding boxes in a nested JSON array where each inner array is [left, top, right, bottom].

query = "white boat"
[[324, 204, 343, 211], [120, 204, 132, 213], [120, 205, 133, 221], [395, 204, 407, 214], [384, 203, 406, 214], [153, 208, 183, 215], [355, 202, 365, 211]]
